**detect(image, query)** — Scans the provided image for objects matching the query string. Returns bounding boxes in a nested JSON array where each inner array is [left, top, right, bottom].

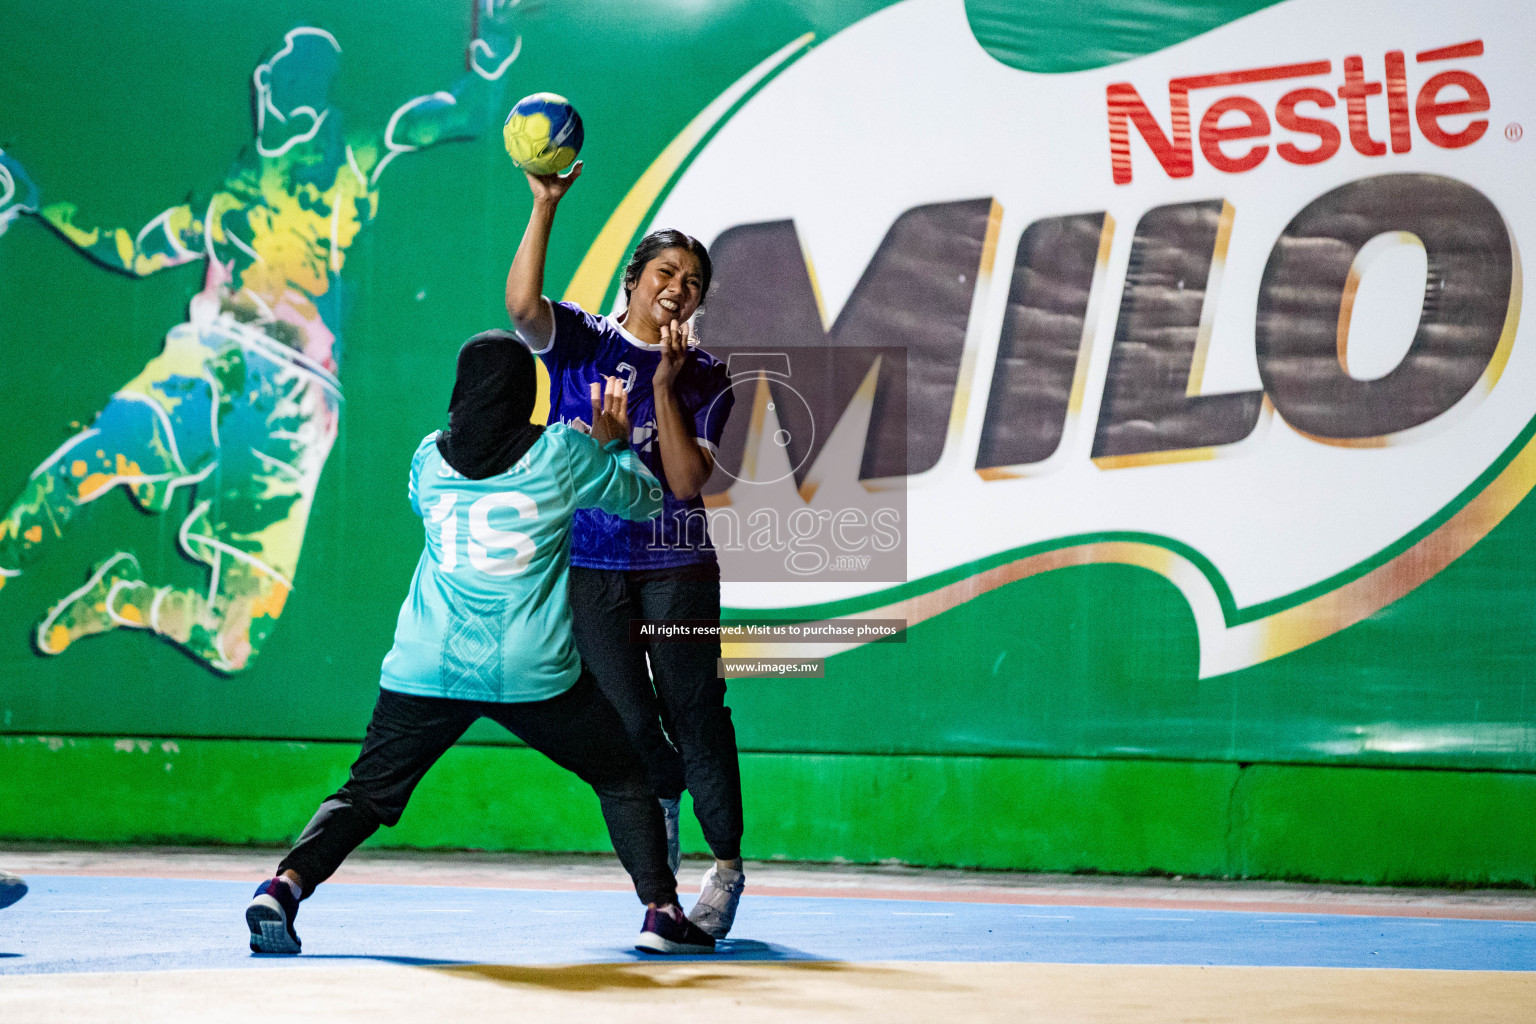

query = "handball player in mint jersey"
[[506, 162, 745, 940], [246, 332, 718, 956]]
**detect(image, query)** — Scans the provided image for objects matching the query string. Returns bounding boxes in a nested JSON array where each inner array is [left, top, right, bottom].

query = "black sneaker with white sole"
[[246, 877, 302, 954]]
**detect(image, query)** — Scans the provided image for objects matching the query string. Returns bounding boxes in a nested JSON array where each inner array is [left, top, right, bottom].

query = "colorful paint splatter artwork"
[[0, 4, 520, 672]]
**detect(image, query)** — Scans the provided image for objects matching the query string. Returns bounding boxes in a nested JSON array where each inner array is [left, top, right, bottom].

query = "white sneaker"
[[687, 864, 744, 939], [659, 797, 682, 876]]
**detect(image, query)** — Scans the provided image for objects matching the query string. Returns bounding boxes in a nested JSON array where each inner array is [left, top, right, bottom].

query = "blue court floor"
[[2, 874, 1533, 974], [1, 853, 1533, 1023]]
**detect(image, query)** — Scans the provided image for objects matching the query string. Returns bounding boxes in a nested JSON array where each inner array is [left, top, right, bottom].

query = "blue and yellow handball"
[[502, 93, 583, 175]]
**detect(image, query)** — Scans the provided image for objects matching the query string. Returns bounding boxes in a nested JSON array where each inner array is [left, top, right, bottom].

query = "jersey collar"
[[607, 311, 664, 351]]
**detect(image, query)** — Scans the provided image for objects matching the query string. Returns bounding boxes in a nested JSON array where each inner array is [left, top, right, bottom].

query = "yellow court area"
[[2, 961, 1532, 1023]]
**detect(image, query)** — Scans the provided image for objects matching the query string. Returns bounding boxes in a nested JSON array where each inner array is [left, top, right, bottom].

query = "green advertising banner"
[[1, 0, 1531, 880]]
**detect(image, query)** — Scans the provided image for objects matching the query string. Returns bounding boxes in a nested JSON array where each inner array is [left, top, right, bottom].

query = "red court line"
[[744, 885, 1536, 922]]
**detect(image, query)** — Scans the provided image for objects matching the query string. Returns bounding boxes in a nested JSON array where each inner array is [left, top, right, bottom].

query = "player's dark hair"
[[622, 229, 712, 301]]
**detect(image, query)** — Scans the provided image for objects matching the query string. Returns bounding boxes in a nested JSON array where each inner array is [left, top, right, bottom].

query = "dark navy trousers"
[[280, 671, 676, 906], [568, 561, 744, 861]]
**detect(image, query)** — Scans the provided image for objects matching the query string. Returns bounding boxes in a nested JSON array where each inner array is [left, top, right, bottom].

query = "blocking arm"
[[567, 431, 665, 524]]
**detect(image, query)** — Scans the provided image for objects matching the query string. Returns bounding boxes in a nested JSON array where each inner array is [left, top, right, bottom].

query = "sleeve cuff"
[[515, 297, 556, 354]]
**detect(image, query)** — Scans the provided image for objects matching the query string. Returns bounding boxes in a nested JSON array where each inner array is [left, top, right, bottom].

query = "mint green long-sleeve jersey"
[[379, 423, 662, 702]]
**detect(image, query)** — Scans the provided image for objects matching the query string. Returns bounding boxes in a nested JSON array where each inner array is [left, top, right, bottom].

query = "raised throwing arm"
[[505, 163, 583, 347]]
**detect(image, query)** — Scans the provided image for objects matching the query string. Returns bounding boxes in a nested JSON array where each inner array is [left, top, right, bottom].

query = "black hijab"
[[436, 330, 545, 479]]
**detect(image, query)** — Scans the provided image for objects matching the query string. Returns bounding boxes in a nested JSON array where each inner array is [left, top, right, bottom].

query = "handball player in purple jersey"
[[506, 161, 745, 939]]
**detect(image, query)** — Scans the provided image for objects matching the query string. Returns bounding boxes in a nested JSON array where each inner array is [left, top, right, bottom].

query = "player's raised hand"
[[653, 319, 691, 392], [524, 160, 582, 205], [591, 375, 631, 447]]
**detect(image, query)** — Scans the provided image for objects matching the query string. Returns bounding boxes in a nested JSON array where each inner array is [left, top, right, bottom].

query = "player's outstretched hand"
[[525, 160, 583, 206], [591, 374, 631, 447], [653, 319, 692, 392]]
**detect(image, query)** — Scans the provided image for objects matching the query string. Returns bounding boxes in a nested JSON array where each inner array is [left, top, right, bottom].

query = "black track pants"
[[279, 672, 676, 906], [568, 561, 743, 861]]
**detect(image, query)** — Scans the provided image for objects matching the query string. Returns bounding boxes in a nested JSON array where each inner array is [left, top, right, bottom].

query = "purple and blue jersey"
[[526, 299, 733, 571]]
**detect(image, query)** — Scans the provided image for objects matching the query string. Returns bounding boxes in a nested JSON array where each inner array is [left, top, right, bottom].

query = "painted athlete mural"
[[0, 4, 522, 672]]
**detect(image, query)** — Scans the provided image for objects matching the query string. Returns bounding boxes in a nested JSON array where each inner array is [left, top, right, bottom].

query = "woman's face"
[[627, 247, 704, 330]]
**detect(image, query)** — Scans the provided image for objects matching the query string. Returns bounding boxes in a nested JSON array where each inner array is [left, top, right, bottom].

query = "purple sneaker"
[[635, 903, 716, 954], [0, 871, 26, 910], [246, 877, 302, 954]]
